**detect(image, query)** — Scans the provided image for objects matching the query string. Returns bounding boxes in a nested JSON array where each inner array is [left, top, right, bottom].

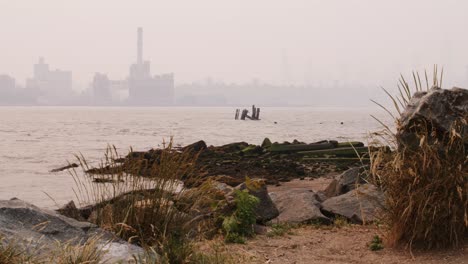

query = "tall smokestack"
[[137, 27, 143, 65]]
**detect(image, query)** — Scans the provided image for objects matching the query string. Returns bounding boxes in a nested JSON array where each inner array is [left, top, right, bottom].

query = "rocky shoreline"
[[87, 138, 375, 187], [0, 136, 385, 262], [0, 141, 385, 262], [1, 86, 466, 263]]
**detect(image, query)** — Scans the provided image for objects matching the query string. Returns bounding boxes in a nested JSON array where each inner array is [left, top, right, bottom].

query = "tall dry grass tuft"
[[0, 235, 37, 264], [70, 139, 206, 263], [370, 68, 467, 250], [0, 233, 106, 264], [49, 236, 106, 264]]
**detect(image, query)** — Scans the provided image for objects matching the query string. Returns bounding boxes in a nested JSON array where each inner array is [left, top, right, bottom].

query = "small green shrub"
[[223, 232, 246, 244], [222, 190, 259, 243], [369, 235, 384, 251], [266, 223, 292, 237], [305, 219, 324, 229], [333, 216, 349, 228]]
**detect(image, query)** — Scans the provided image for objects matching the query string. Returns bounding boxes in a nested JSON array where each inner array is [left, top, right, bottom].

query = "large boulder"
[[397, 87, 468, 148], [269, 190, 330, 224], [324, 167, 367, 197], [235, 179, 279, 223], [0, 198, 143, 262], [321, 184, 384, 224]]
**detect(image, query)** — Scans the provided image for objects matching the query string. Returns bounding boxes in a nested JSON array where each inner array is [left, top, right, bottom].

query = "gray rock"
[[56, 200, 86, 221], [235, 179, 279, 223], [211, 174, 244, 187], [313, 191, 328, 203], [253, 224, 270, 235], [269, 190, 330, 224], [182, 140, 207, 152], [0, 198, 143, 262], [398, 86, 468, 148], [321, 184, 384, 224], [324, 167, 367, 197], [261, 137, 272, 148], [211, 180, 234, 196]]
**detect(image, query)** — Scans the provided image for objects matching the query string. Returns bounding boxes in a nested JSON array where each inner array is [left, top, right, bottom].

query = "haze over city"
[[1, 0, 468, 106], [0, 2, 467, 262]]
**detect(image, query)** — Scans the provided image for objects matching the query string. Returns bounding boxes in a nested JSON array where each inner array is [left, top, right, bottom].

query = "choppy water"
[[0, 106, 389, 209]]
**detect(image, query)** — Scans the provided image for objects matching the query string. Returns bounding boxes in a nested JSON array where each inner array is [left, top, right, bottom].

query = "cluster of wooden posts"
[[235, 105, 261, 120]]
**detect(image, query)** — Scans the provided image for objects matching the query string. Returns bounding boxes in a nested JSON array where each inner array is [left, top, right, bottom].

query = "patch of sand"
[[223, 225, 467, 264], [198, 174, 466, 264]]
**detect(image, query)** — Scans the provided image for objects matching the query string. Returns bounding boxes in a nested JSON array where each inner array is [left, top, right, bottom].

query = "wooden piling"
[[252, 105, 257, 120], [235, 105, 261, 121], [240, 109, 248, 120]]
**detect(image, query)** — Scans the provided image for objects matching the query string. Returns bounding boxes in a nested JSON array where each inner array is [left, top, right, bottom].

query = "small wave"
[[2, 155, 38, 160]]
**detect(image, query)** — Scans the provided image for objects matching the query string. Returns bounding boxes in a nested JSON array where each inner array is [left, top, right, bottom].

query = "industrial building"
[[26, 57, 73, 104], [92, 27, 175, 106], [128, 27, 174, 105]]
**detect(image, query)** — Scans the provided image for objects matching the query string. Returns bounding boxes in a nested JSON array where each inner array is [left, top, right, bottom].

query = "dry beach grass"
[[370, 69, 467, 250], [70, 140, 212, 263]]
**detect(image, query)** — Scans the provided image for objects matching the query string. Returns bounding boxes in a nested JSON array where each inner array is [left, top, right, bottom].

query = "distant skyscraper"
[[0, 74, 38, 105], [0, 74, 15, 90], [26, 57, 73, 104], [92, 73, 112, 104], [128, 27, 174, 105]]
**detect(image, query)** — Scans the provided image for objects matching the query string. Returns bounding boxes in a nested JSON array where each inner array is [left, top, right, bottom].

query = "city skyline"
[[0, 26, 386, 107], [2, 1, 468, 90], [3, 0, 468, 107], [92, 27, 175, 106], [1, 27, 178, 106]]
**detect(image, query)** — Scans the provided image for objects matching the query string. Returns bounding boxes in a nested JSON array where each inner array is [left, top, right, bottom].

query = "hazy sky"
[[1, 0, 468, 90]]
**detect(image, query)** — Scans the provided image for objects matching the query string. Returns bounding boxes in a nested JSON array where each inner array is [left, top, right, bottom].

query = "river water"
[[0, 106, 390, 209]]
